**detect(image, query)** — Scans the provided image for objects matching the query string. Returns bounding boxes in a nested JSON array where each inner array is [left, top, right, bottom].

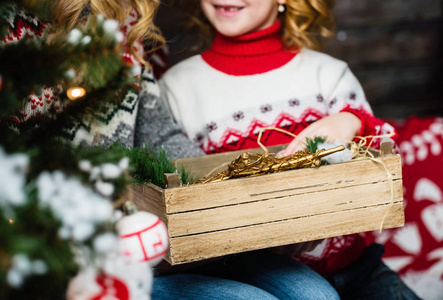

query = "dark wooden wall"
[[156, 0, 443, 119], [326, 0, 443, 118]]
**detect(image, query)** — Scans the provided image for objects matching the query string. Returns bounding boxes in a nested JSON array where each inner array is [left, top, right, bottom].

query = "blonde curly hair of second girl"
[[51, 0, 165, 66], [283, 0, 335, 50], [176, 0, 335, 51]]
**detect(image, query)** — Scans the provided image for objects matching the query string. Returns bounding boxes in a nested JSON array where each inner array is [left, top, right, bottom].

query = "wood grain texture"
[[333, 0, 441, 26], [325, 23, 441, 65], [132, 184, 167, 225], [326, 1, 443, 118], [133, 152, 405, 265], [167, 180, 403, 236], [168, 203, 405, 264], [164, 173, 181, 188], [352, 61, 443, 118], [166, 155, 402, 213], [380, 141, 393, 155]]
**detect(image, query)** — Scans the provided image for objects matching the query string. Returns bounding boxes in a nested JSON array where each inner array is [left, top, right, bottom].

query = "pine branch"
[[107, 143, 192, 188], [0, 4, 149, 298], [0, 11, 135, 120], [0, 190, 77, 299], [0, 1, 52, 19], [305, 136, 328, 165], [0, 37, 72, 112]]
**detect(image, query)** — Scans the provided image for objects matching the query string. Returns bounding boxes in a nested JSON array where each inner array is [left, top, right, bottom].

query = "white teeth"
[[217, 6, 241, 12]]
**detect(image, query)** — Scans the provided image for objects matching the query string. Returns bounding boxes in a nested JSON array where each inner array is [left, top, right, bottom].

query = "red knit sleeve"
[[341, 105, 398, 149]]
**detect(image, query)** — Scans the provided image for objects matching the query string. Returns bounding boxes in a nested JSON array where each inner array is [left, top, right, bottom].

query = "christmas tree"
[[0, 0, 174, 298]]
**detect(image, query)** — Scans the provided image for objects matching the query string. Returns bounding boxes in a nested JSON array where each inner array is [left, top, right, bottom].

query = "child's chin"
[[215, 25, 248, 37]]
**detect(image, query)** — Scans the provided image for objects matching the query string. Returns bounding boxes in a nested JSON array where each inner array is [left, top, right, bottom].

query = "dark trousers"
[[327, 243, 421, 300]]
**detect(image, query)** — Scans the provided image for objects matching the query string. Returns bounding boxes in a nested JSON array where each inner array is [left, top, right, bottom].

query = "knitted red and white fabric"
[[160, 20, 397, 275], [364, 117, 443, 299], [161, 21, 396, 155]]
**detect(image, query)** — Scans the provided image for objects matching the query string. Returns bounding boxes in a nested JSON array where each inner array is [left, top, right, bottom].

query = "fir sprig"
[[0, 3, 139, 298], [305, 136, 327, 154], [0, 8, 134, 120], [0, 188, 77, 299], [107, 143, 192, 188], [1, 0, 52, 20], [305, 136, 328, 165]]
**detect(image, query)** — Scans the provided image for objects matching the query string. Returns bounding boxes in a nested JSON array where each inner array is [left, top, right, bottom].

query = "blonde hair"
[[176, 0, 335, 51], [282, 0, 335, 50], [51, 0, 165, 66]]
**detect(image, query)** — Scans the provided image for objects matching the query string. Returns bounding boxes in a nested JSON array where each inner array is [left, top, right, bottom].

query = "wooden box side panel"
[[165, 155, 402, 213], [168, 202, 404, 264], [132, 184, 167, 225], [167, 179, 404, 237]]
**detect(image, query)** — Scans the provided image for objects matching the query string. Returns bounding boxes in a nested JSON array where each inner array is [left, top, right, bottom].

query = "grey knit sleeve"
[[134, 70, 205, 159]]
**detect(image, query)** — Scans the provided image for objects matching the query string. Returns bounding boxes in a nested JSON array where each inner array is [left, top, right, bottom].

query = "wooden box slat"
[[166, 155, 401, 213], [132, 184, 166, 224], [167, 180, 403, 237], [132, 149, 405, 265], [169, 203, 404, 263]]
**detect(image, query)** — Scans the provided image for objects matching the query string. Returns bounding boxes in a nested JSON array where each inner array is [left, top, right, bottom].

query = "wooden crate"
[[132, 143, 404, 265]]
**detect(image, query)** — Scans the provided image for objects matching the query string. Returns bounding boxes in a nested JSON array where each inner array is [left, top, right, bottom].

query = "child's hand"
[[269, 240, 324, 257], [281, 112, 361, 156]]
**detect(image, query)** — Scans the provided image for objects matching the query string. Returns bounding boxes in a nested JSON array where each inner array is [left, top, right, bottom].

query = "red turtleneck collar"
[[201, 20, 297, 76]]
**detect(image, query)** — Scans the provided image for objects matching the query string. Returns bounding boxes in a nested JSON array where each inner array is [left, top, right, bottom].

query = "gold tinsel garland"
[[194, 146, 345, 184], [194, 127, 346, 184]]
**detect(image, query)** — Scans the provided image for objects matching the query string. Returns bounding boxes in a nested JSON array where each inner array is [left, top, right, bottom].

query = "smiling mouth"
[[214, 5, 244, 12]]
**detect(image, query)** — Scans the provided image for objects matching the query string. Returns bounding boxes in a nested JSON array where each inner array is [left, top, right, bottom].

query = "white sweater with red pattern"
[[160, 21, 397, 274]]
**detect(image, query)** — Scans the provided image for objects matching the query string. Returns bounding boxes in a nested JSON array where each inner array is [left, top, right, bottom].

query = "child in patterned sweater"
[[1, 0, 204, 159], [159, 0, 419, 299]]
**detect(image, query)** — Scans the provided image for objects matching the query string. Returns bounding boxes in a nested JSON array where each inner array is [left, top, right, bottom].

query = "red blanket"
[[365, 116, 443, 300]]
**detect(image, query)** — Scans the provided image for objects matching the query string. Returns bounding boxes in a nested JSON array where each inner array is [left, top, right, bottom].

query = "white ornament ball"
[[66, 268, 102, 300], [117, 211, 168, 267], [66, 267, 134, 300]]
